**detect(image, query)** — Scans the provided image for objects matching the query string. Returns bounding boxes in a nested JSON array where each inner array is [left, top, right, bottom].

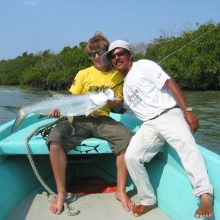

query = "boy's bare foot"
[[115, 191, 135, 211], [50, 192, 67, 215], [132, 204, 155, 217], [194, 193, 213, 218]]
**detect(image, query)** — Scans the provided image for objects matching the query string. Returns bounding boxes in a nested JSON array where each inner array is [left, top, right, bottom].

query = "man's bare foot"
[[194, 193, 213, 218], [132, 204, 155, 217], [50, 192, 67, 215], [115, 191, 135, 211]]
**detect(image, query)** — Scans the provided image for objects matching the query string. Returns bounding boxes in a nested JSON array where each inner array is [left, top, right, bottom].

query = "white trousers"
[[125, 108, 213, 205]]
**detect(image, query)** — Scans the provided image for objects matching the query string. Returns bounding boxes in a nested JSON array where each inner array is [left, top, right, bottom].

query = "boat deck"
[[7, 192, 171, 220]]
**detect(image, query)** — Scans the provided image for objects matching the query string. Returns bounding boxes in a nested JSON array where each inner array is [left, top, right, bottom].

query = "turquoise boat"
[[0, 112, 219, 220]]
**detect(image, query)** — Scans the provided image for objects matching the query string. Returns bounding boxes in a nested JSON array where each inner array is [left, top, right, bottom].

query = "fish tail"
[[11, 114, 27, 133]]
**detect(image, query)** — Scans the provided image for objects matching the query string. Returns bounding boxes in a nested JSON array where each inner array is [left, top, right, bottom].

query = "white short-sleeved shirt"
[[123, 60, 177, 121]]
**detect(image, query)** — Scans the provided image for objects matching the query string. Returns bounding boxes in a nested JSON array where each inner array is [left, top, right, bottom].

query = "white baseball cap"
[[101, 40, 131, 65]]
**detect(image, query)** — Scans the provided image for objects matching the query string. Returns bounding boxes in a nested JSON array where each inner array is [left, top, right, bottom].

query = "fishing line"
[[158, 24, 220, 64]]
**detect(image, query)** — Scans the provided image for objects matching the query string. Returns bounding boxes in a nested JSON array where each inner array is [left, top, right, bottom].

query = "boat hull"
[[0, 113, 219, 219]]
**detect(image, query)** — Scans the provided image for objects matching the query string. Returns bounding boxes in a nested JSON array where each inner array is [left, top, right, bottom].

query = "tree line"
[[0, 22, 219, 90]]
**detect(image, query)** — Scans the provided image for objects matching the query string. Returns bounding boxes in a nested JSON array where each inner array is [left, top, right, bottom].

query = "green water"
[[0, 86, 219, 155], [184, 91, 220, 155]]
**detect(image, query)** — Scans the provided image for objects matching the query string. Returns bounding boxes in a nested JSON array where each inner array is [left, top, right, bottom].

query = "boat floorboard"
[[7, 192, 171, 220]]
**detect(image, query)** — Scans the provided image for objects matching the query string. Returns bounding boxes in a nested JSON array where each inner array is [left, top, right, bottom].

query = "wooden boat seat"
[[0, 112, 142, 155]]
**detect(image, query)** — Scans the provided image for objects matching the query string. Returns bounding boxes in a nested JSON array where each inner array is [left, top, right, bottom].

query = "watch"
[[184, 107, 193, 112]]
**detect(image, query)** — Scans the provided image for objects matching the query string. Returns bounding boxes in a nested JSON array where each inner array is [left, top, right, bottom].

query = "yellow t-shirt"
[[69, 66, 124, 116]]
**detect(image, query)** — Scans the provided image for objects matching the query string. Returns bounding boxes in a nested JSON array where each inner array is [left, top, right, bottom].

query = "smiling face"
[[109, 48, 133, 76]]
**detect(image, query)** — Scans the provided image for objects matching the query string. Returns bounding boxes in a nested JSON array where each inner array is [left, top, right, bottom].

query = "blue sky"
[[0, 0, 219, 60]]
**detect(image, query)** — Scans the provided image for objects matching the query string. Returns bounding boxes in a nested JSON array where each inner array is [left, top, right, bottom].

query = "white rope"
[[24, 117, 80, 216], [158, 24, 220, 64]]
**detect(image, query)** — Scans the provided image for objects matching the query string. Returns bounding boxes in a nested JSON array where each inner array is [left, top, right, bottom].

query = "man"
[[46, 34, 134, 214], [101, 40, 214, 218]]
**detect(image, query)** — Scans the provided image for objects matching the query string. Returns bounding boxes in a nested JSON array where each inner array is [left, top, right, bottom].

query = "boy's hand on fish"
[[48, 108, 61, 118]]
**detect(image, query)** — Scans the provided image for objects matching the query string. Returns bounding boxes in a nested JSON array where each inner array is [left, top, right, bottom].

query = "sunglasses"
[[88, 50, 106, 58], [109, 49, 129, 59]]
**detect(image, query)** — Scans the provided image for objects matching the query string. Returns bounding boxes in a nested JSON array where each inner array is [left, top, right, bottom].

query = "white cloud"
[[23, 0, 40, 6]]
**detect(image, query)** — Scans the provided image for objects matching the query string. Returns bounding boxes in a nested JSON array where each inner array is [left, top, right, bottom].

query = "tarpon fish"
[[11, 89, 115, 132]]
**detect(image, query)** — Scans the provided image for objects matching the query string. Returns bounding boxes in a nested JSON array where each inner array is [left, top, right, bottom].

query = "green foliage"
[[0, 23, 220, 90], [20, 68, 43, 87], [0, 43, 91, 90], [144, 22, 220, 90], [0, 52, 37, 85]]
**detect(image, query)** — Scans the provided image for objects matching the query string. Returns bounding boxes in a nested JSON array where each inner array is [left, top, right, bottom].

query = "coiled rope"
[[24, 117, 80, 216]]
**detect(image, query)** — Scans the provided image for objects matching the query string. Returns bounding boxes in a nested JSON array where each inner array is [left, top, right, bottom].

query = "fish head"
[[90, 89, 114, 105], [85, 89, 115, 116]]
